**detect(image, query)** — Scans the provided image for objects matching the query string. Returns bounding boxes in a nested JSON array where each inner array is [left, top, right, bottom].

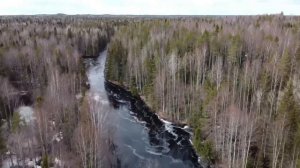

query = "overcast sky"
[[0, 0, 299, 15]]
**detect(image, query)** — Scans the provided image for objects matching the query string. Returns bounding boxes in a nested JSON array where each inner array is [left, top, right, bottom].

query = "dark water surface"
[[86, 50, 202, 168]]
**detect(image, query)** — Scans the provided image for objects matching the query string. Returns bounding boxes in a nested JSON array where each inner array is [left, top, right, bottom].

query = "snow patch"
[[94, 95, 100, 101], [90, 93, 109, 104], [76, 93, 83, 100], [2, 156, 42, 168], [132, 116, 147, 125], [18, 106, 35, 123], [158, 116, 201, 166], [145, 147, 162, 156], [54, 157, 63, 167], [52, 132, 63, 142], [160, 118, 178, 140]]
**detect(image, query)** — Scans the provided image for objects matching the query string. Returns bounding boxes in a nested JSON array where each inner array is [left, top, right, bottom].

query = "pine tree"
[[278, 82, 300, 156], [279, 51, 292, 86]]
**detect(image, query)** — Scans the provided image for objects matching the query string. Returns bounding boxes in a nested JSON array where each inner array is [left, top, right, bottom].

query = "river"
[[85, 50, 203, 168]]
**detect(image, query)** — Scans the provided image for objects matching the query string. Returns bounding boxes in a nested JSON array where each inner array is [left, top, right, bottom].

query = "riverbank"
[[106, 80, 189, 127]]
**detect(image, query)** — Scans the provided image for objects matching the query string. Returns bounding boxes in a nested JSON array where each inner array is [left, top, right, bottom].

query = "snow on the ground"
[[2, 155, 42, 168], [2, 155, 63, 168], [159, 118, 179, 140], [160, 116, 202, 165], [88, 92, 109, 105], [17, 106, 35, 124], [2, 155, 17, 168], [54, 157, 63, 167], [52, 132, 63, 142], [75, 93, 83, 100]]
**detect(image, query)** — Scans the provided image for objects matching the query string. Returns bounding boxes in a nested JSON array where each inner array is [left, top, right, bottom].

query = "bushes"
[[0, 129, 5, 154], [11, 112, 22, 132], [277, 82, 300, 156], [42, 155, 49, 168], [106, 40, 127, 82], [193, 122, 216, 163], [199, 141, 215, 162], [190, 110, 216, 162]]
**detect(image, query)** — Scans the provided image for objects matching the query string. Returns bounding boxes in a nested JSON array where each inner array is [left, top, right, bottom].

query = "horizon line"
[[0, 13, 298, 17]]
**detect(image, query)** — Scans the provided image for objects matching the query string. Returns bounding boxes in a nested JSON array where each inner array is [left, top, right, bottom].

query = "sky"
[[0, 0, 299, 15]]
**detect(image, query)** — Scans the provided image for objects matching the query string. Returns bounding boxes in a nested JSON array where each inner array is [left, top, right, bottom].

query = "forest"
[[0, 14, 299, 168], [0, 15, 122, 167], [106, 14, 300, 168]]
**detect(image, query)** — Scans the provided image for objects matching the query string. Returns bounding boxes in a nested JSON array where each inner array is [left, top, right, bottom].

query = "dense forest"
[[0, 15, 121, 167], [1, 14, 300, 168], [106, 14, 300, 167]]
